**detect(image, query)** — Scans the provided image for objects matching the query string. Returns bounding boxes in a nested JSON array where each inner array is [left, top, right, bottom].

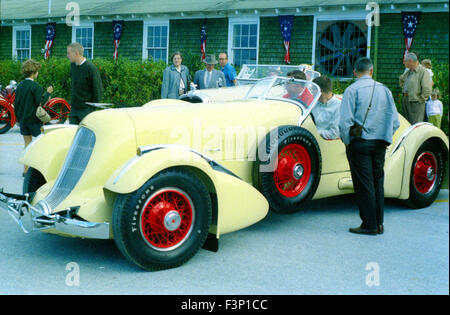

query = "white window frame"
[[311, 12, 371, 73], [72, 22, 94, 59], [143, 20, 170, 63], [12, 25, 32, 61], [228, 17, 260, 66]]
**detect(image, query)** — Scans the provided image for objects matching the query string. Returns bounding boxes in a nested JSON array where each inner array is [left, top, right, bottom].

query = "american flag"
[[44, 23, 56, 59], [402, 12, 421, 58], [279, 15, 294, 64], [113, 20, 124, 60], [200, 19, 207, 61]]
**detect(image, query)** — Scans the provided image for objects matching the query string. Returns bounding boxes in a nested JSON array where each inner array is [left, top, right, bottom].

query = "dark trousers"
[[402, 97, 425, 125], [346, 139, 389, 229], [69, 107, 94, 125]]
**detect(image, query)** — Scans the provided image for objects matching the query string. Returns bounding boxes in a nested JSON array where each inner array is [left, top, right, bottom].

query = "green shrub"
[[0, 59, 21, 88], [432, 62, 449, 136], [332, 78, 354, 96], [0, 57, 167, 107]]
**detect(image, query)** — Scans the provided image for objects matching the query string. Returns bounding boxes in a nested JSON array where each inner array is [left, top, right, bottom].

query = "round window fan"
[[317, 21, 367, 77]]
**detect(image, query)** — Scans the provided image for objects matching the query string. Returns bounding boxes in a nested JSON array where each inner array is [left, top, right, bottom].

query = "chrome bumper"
[[0, 190, 110, 239]]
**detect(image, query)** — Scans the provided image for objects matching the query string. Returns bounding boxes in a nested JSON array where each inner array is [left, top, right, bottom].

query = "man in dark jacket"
[[66, 42, 103, 124]]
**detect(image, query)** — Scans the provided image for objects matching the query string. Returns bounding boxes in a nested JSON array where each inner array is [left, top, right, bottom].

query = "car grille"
[[43, 127, 96, 210]]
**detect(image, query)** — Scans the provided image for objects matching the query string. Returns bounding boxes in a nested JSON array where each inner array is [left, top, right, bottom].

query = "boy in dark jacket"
[[14, 59, 53, 175]]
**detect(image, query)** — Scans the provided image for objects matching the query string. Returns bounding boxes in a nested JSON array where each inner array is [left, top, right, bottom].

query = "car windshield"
[[237, 64, 320, 85], [245, 76, 321, 109]]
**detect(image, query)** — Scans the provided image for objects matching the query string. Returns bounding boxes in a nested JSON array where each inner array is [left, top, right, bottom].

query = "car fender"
[[45, 97, 71, 109], [104, 146, 268, 237], [393, 123, 449, 199], [19, 125, 78, 182]]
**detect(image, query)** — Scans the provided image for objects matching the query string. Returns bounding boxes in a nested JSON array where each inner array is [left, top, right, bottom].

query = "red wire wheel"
[[112, 169, 212, 271], [274, 143, 312, 198], [413, 152, 438, 194], [140, 188, 195, 251], [404, 141, 446, 209], [0, 103, 12, 134], [257, 126, 321, 214], [44, 99, 71, 124]]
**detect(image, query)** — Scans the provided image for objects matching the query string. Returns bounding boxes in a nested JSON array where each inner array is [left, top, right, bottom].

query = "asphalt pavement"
[[0, 125, 448, 295]]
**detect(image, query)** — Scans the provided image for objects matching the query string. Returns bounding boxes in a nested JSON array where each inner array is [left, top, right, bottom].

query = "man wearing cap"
[[194, 54, 226, 90]]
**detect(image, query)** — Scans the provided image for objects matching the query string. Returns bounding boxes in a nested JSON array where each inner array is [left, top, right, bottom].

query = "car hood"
[[118, 99, 302, 160]]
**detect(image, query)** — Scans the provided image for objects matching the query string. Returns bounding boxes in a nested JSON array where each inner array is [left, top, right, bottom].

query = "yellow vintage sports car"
[[0, 75, 448, 271]]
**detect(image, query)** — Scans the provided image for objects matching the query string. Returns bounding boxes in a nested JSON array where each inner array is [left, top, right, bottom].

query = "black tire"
[[112, 169, 212, 271], [0, 104, 12, 134], [23, 167, 46, 194], [255, 125, 321, 214], [404, 141, 447, 209]]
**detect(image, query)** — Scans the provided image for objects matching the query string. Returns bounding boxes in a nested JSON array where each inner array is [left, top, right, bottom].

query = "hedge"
[[0, 57, 448, 135]]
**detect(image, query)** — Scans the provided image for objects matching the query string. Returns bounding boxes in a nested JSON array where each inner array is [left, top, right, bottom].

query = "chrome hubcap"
[[163, 210, 182, 231], [293, 164, 304, 180], [427, 167, 435, 181]]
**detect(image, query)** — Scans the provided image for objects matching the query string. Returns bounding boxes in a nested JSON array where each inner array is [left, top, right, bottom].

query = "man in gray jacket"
[[339, 57, 400, 236], [194, 55, 226, 89]]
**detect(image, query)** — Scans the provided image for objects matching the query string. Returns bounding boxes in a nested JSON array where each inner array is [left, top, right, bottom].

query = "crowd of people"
[[161, 51, 236, 99], [11, 43, 445, 235]]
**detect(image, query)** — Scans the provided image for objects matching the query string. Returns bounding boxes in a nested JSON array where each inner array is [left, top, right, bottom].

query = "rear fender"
[[44, 97, 71, 110], [393, 123, 449, 199]]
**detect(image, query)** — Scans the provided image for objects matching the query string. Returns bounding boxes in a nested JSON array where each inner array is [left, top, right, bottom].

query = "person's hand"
[[47, 85, 54, 94]]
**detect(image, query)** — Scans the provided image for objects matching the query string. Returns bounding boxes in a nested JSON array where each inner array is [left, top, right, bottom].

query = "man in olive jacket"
[[67, 42, 103, 125], [399, 52, 432, 125]]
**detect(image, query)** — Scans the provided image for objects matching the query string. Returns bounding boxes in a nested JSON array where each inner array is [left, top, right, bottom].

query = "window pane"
[[249, 35, 257, 48], [233, 24, 240, 36], [161, 36, 168, 48], [233, 35, 240, 48], [85, 48, 92, 59], [233, 49, 241, 67], [241, 49, 249, 62], [241, 36, 249, 48], [16, 34, 22, 49], [154, 36, 161, 48], [161, 26, 167, 37], [249, 49, 257, 62], [250, 24, 257, 35], [148, 26, 154, 41], [242, 24, 249, 36]]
